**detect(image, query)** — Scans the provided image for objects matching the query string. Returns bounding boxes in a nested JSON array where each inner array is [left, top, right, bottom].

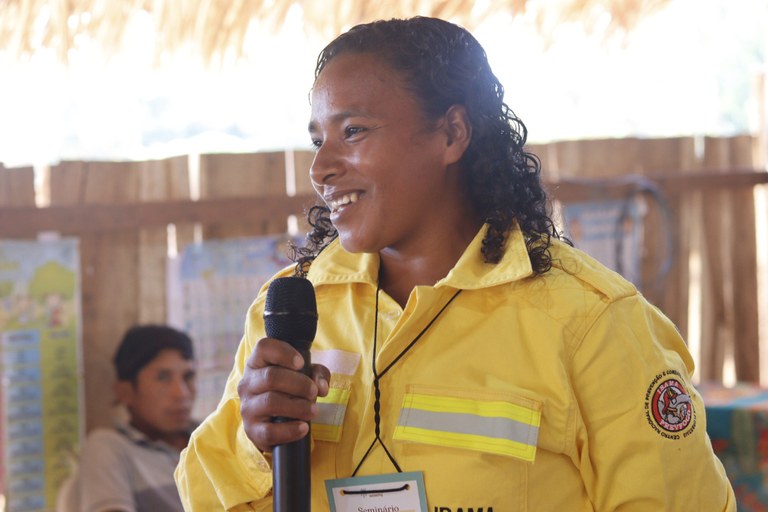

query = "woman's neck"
[[378, 220, 482, 308]]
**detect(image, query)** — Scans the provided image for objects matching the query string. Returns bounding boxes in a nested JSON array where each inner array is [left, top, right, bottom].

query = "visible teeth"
[[328, 192, 359, 211]]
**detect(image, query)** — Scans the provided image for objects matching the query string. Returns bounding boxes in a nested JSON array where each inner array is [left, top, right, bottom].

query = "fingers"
[[238, 338, 328, 451], [239, 392, 315, 451], [240, 338, 317, 399], [249, 364, 319, 403], [312, 364, 331, 398], [246, 337, 304, 373], [242, 416, 310, 451]]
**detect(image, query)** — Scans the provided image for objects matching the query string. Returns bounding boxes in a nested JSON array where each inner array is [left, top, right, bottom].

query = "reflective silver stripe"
[[398, 408, 538, 445], [316, 402, 346, 426]]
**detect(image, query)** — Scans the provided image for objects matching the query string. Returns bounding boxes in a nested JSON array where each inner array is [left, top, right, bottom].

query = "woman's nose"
[[309, 142, 340, 187]]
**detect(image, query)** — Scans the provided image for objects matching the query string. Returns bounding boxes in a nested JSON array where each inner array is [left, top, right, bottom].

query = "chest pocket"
[[394, 384, 542, 462], [312, 349, 361, 442]]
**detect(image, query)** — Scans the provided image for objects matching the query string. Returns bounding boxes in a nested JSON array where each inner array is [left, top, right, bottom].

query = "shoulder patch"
[[644, 370, 697, 440]]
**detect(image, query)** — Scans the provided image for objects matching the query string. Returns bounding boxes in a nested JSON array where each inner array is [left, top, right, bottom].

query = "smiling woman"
[[307, 52, 480, 287], [174, 16, 736, 511]]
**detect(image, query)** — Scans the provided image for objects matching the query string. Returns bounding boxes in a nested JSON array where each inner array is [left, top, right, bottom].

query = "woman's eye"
[[344, 126, 365, 138], [310, 139, 322, 150]]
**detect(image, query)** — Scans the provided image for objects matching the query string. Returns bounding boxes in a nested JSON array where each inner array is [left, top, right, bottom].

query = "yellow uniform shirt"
[[175, 226, 735, 511]]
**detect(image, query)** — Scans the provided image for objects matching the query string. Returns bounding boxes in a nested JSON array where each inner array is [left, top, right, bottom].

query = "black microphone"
[[263, 276, 318, 512]]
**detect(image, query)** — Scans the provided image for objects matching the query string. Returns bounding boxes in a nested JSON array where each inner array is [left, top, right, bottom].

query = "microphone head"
[[264, 276, 318, 349]]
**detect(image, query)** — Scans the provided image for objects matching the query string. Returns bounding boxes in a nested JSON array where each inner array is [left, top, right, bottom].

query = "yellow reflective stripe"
[[312, 423, 342, 442], [317, 387, 350, 405], [395, 392, 541, 461], [313, 387, 351, 442], [403, 393, 540, 427], [393, 425, 537, 462]]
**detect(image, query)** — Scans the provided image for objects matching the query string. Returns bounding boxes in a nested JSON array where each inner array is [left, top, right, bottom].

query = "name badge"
[[325, 471, 428, 512]]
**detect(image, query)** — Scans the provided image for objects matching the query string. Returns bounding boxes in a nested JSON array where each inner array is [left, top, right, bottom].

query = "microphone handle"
[[272, 347, 311, 512]]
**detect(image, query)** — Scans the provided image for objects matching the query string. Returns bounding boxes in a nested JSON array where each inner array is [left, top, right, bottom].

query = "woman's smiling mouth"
[[327, 192, 360, 213]]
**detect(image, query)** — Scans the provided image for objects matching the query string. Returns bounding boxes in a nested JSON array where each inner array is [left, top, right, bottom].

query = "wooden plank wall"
[[47, 158, 193, 431], [199, 152, 290, 239], [1, 136, 766, 432], [699, 137, 760, 383]]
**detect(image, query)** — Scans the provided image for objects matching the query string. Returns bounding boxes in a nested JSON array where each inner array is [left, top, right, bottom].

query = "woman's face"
[[309, 52, 464, 256]]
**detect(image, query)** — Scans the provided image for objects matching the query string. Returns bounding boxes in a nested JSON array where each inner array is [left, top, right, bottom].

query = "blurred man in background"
[[60, 324, 197, 512]]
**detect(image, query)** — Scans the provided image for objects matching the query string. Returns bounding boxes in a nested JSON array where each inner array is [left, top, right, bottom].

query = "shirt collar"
[[114, 419, 196, 455], [307, 224, 533, 289]]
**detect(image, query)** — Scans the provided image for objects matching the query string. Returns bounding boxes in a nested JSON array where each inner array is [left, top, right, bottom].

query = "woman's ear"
[[442, 104, 472, 165]]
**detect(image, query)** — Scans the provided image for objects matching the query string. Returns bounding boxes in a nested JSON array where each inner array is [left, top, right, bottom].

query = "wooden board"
[[697, 137, 733, 382], [50, 160, 142, 432], [0, 164, 36, 208], [137, 156, 192, 324], [199, 152, 289, 239], [728, 136, 760, 382]]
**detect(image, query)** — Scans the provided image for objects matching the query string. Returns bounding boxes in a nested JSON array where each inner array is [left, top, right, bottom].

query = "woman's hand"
[[237, 337, 330, 452]]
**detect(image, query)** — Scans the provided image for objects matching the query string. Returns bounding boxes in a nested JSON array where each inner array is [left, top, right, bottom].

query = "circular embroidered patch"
[[650, 378, 693, 432]]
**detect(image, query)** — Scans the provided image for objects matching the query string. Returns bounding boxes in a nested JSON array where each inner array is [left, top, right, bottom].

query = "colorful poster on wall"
[[0, 239, 82, 512], [167, 234, 300, 420]]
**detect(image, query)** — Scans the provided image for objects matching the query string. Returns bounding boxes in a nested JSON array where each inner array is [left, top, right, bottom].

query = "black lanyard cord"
[[351, 282, 462, 477]]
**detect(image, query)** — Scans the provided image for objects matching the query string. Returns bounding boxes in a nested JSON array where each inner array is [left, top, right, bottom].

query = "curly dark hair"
[[292, 16, 566, 276]]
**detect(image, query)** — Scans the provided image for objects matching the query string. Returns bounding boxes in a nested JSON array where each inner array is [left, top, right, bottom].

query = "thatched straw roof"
[[1, 0, 668, 65]]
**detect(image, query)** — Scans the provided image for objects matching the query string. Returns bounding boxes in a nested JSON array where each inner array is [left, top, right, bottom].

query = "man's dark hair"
[[293, 16, 567, 276], [113, 325, 194, 382]]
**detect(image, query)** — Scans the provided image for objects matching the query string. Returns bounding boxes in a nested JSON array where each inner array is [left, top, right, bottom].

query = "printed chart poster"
[[562, 198, 644, 287], [167, 235, 300, 420], [0, 239, 82, 512]]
